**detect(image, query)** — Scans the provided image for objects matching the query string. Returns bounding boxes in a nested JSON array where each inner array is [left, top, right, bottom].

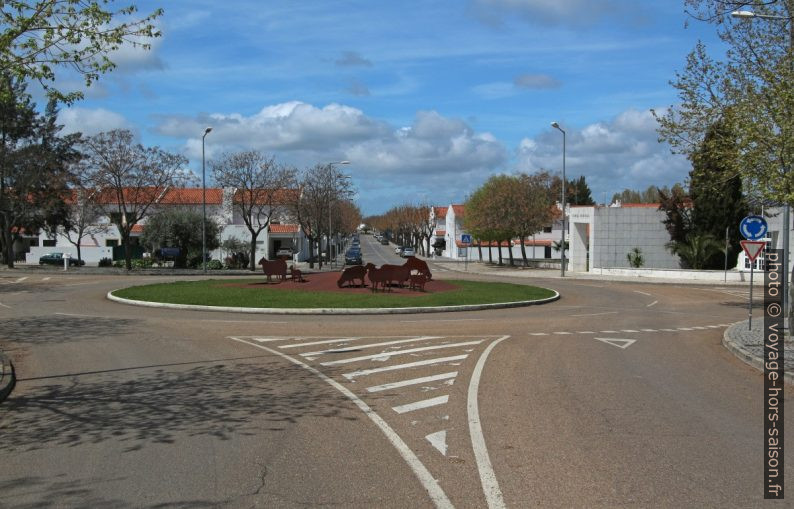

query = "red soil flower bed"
[[219, 270, 458, 297]]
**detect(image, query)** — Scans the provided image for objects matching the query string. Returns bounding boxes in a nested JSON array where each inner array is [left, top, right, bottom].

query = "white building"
[[20, 187, 315, 266]]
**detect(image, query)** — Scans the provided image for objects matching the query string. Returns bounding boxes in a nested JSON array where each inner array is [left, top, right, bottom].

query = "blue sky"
[[53, 0, 725, 215]]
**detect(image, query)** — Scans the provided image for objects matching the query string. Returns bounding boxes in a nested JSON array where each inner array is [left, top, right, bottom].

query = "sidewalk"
[[722, 320, 794, 384], [429, 259, 756, 286]]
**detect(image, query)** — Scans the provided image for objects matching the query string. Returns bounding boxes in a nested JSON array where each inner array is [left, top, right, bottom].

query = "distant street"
[[0, 238, 789, 507]]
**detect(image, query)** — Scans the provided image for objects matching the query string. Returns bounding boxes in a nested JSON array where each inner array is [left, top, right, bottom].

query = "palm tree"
[[666, 233, 724, 269]]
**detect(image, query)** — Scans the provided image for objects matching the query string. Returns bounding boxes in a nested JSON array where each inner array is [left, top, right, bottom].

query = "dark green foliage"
[[98, 257, 113, 267], [141, 208, 220, 268], [567, 176, 594, 206]]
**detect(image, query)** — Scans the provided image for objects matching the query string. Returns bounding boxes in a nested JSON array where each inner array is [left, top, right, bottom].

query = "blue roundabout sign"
[[739, 215, 768, 241]]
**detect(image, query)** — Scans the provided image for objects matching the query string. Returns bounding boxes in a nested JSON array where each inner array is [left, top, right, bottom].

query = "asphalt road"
[[0, 237, 790, 508]]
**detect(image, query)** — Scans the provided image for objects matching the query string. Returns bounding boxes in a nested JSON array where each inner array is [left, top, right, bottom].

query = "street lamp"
[[202, 126, 212, 273], [732, 8, 792, 328], [551, 122, 566, 277], [327, 161, 350, 268]]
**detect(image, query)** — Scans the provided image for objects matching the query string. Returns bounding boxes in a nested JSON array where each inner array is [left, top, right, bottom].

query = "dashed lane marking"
[[633, 290, 652, 296], [647, 300, 658, 307], [535, 324, 730, 338], [0, 302, 11, 309], [393, 395, 449, 414], [529, 332, 549, 336], [320, 340, 484, 367], [571, 311, 618, 317], [553, 332, 572, 335]]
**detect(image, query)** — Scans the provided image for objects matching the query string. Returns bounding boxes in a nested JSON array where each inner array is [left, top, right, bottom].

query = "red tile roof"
[[619, 203, 660, 208], [513, 239, 552, 246], [434, 230, 446, 236], [160, 188, 223, 205], [451, 204, 465, 217], [433, 206, 447, 218], [269, 224, 299, 234], [131, 224, 144, 234]]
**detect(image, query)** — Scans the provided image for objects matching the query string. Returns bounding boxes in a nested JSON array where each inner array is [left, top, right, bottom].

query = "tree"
[[567, 175, 595, 206], [666, 233, 724, 269], [211, 151, 296, 271], [62, 186, 108, 264], [0, 75, 76, 267], [141, 207, 220, 268], [82, 129, 189, 270], [1, 1, 163, 103], [658, 184, 692, 246]]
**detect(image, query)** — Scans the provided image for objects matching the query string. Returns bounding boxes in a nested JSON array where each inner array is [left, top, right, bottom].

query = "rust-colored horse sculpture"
[[403, 256, 432, 280], [337, 265, 367, 288], [258, 257, 287, 283]]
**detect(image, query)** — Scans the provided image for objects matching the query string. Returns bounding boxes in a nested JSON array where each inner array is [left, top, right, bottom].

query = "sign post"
[[461, 234, 472, 271], [741, 240, 767, 330]]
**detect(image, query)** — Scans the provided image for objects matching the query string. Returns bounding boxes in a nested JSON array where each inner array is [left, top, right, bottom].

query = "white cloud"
[[514, 73, 561, 89], [58, 107, 130, 136], [154, 102, 507, 213], [517, 108, 690, 202]]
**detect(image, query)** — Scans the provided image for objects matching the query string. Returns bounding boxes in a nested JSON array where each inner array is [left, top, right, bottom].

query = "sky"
[[50, 0, 727, 215]]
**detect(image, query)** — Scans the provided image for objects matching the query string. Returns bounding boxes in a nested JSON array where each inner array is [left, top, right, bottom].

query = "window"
[[29, 238, 39, 247], [43, 239, 56, 247], [543, 226, 552, 233], [106, 239, 119, 247]]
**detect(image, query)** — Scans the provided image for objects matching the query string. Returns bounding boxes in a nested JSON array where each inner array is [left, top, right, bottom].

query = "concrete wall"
[[592, 207, 679, 269]]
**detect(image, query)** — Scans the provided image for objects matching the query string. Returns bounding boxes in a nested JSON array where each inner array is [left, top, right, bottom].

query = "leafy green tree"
[[141, 207, 220, 268], [567, 175, 595, 205], [1, 1, 163, 103], [0, 75, 77, 267], [666, 233, 724, 270]]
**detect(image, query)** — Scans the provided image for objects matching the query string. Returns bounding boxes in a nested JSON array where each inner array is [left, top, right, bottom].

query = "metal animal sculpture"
[[409, 273, 427, 291], [289, 265, 304, 282], [337, 265, 367, 288], [366, 263, 390, 292], [258, 257, 287, 283], [403, 256, 432, 280], [381, 263, 411, 288]]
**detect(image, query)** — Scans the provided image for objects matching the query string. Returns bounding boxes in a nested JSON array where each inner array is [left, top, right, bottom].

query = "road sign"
[[740, 215, 768, 240], [461, 234, 472, 245], [740, 240, 766, 263]]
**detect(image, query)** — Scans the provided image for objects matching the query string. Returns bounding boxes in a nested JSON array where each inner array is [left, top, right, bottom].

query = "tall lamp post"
[[327, 161, 350, 268], [551, 122, 566, 277], [732, 9, 792, 329], [201, 127, 212, 274]]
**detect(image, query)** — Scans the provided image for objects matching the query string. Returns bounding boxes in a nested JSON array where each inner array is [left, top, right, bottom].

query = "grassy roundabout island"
[[109, 273, 558, 313]]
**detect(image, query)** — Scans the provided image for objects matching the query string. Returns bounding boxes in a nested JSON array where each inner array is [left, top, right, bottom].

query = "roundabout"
[[106, 271, 560, 314]]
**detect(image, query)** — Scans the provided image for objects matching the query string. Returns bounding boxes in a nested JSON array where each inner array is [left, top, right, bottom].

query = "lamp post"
[[327, 161, 350, 268], [551, 122, 566, 277], [201, 127, 212, 274], [732, 9, 792, 328]]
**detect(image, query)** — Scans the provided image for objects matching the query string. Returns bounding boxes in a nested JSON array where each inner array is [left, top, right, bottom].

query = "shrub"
[[98, 257, 113, 267], [113, 260, 125, 268], [627, 247, 645, 268], [132, 258, 153, 269], [207, 259, 223, 270]]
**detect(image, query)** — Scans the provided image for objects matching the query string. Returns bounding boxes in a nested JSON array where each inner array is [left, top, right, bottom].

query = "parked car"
[[345, 248, 363, 265], [39, 252, 85, 266], [401, 247, 416, 258], [380, 238, 389, 245]]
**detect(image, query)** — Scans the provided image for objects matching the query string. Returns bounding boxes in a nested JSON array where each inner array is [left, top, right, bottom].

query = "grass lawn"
[[111, 279, 557, 309]]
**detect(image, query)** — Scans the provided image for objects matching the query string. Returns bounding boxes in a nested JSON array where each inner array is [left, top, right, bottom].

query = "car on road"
[[380, 238, 389, 245], [401, 247, 415, 258], [345, 248, 363, 265], [38, 252, 85, 266]]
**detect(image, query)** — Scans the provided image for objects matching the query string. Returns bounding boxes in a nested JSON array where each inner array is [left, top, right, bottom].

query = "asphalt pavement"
[[0, 237, 791, 507]]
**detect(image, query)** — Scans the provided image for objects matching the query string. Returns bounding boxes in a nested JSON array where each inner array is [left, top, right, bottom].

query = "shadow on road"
[[0, 316, 137, 345], [1, 358, 357, 454]]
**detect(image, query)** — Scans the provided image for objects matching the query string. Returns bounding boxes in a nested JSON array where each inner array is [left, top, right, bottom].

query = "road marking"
[[600, 330, 617, 333], [0, 302, 11, 309], [54, 312, 99, 318], [660, 328, 677, 332], [640, 329, 657, 332], [691, 326, 707, 330], [621, 329, 639, 333], [707, 325, 720, 329], [279, 337, 361, 348], [633, 290, 652, 296], [529, 332, 548, 336], [677, 327, 694, 331], [301, 336, 442, 359], [401, 318, 485, 323], [595, 337, 637, 349], [393, 395, 449, 414], [344, 355, 469, 380], [320, 340, 483, 367], [571, 311, 618, 317], [367, 372, 458, 393], [230, 336, 453, 508], [250, 337, 292, 343], [469, 335, 509, 509], [647, 300, 658, 307], [577, 331, 595, 334], [15, 277, 28, 283], [42, 277, 51, 281], [426, 430, 448, 456], [553, 331, 572, 335]]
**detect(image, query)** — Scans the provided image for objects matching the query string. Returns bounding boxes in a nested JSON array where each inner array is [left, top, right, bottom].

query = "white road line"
[[660, 328, 677, 332], [301, 336, 442, 358], [571, 311, 618, 317], [426, 430, 448, 456], [641, 329, 657, 332], [553, 332, 572, 335], [320, 340, 483, 367], [54, 312, 99, 318], [647, 300, 658, 307], [279, 337, 361, 349], [621, 329, 639, 333], [0, 302, 11, 309], [42, 277, 51, 281], [393, 395, 449, 414], [367, 372, 458, 393], [529, 333, 548, 336], [633, 290, 652, 296], [707, 325, 720, 329], [692, 326, 707, 330], [577, 331, 595, 334], [595, 337, 637, 349], [343, 355, 469, 380], [600, 330, 617, 333], [15, 277, 28, 283], [401, 318, 485, 323], [228, 336, 453, 509], [468, 335, 510, 509], [678, 327, 694, 331], [250, 337, 290, 343]]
